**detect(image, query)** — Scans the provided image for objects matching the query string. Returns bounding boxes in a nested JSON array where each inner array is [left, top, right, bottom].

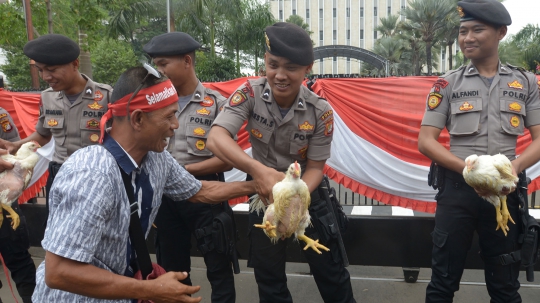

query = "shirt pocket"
[[246, 120, 272, 158], [290, 141, 309, 162], [448, 99, 482, 136], [80, 118, 102, 147], [185, 123, 213, 156], [500, 99, 526, 136]]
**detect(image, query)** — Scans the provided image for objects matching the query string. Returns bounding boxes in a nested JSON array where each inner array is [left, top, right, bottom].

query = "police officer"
[[418, 1, 540, 302], [208, 22, 356, 303], [143, 32, 237, 303], [0, 107, 36, 303], [0, 34, 113, 210]]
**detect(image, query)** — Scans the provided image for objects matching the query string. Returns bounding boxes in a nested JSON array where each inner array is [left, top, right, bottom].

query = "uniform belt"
[[444, 169, 465, 182]]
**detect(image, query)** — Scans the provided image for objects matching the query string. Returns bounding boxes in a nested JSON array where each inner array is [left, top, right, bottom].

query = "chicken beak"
[[293, 161, 300, 178]]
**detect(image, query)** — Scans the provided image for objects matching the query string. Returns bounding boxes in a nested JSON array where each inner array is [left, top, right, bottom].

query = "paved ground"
[[0, 247, 538, 303]]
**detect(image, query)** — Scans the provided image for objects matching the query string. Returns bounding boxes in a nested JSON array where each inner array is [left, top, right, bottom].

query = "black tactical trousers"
[[154, 196, 235, 303], [426, 170, 522, 303], [0, 204, 36, 303], [247, 187, 355, 303]]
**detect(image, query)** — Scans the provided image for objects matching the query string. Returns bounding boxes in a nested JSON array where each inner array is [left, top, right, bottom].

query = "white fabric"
[[28, 139, 54, 187]]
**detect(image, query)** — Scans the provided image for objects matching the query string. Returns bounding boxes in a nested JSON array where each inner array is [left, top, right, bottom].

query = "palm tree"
[[372, 37, 404, 75], [375, 14, 400, 38], [401, 0, 455, 75], [105, 0, 157, 43]]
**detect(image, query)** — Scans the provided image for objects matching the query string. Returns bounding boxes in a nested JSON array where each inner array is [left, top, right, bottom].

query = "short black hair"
[[111, 66, 167, 104]]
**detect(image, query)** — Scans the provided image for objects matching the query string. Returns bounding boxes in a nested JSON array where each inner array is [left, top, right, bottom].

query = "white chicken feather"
[[250, 161, 329, 254], [463, 154, 519, 236], [0, 142, 41, 230]]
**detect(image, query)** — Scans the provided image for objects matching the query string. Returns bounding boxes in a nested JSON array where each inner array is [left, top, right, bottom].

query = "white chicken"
[[251, 161, 329, 254], [0, 142, 41, 230], [463, 154, 519, 236]]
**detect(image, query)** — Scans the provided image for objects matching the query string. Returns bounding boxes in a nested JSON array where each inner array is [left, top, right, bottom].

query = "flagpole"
[[167, 0, 171, 33]]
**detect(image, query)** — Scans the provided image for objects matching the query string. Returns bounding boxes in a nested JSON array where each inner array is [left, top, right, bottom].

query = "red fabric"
[[133, 263, 167, 303], [0, 89, 48, 203]]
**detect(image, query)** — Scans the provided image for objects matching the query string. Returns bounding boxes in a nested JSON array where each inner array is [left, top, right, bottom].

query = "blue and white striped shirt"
[[33, 134, 202, 302]]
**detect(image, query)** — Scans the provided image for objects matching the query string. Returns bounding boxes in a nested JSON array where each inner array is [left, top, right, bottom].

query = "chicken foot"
[[495, 195, 515, 237], [297, 234, 330, 254], [254, 220, 277, 238], [1, 203, 20, 230]]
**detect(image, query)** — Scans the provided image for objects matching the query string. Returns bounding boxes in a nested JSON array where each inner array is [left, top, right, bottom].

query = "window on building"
[[306, 9, 310, 18], [360, 29, 364, 39], [388, 6, 391, 15], [333, 8, 336, 17], [347, 30, 350, 39], [279, 10, 283, 20], [374, 7, 377, 16], [360, 7, 364, 17], [333, 30, 336, 40], [346, 8, 350, 17], [293, 9, 296, 15], [319, 8, 323, 18], [320, 30, 323, 40], [374, 31, 378, 39]]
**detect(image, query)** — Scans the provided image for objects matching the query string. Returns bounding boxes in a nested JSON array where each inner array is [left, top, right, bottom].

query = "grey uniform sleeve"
[[308, 102, 333, 161], [212, 82, 254, 137], [421, 79, 450, 129], [35, 96, 52, 137], [524, 73, 540, 127], [0, 108, 21, 142]]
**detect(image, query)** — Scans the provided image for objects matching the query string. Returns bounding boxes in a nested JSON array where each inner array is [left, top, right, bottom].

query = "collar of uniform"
[[464, 62, 479, 76], [259, 81, 307, 111], [191, 81, 205, 101], [260, 81, 273, 104], [54, 73, 95, 100], [102, 132, 139, 175], [499, 62, 512, 75]]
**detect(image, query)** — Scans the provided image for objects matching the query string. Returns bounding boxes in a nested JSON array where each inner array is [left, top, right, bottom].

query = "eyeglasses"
[[126, 63, 162, 119]]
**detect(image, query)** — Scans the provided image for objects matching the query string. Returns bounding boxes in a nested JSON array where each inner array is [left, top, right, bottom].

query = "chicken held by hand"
[[463, 154, 519, 236], [251, 161, 330, 254]]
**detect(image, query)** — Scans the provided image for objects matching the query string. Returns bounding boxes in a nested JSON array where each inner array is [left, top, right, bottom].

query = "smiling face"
[[153, 55, 192, 91], [458, 20, 506, 63], [264, 52, 313, 107], [35, 61, 80, 93], [140, 102, 179, 153]]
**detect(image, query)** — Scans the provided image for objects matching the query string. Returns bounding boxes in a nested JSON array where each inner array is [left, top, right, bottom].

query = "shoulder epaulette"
[[441, 65, 465, 78]]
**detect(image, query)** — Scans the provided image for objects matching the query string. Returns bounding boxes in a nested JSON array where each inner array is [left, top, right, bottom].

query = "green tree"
[[285, 14, 312, 36], [401, 0, 455, 75], [375, 14, 400, 38], [242, 1, 276, 75], [0, 46, 47, 89], [91, 39, 138, 86], [195, 51, 241, 82], [373, 37, 405, 75]]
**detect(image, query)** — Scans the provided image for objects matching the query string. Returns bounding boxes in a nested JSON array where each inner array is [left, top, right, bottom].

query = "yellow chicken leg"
[[254, 220, 277, 238], [297, 234, 330, 254], [499, 195, 515, 229], [2, 204, 20, 230]]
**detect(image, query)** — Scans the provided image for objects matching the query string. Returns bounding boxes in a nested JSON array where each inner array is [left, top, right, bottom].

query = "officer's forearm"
[[17, 132, 52, 150], [418, 126, 465, 174], [185, 157, 233, 177], [302, 159, 326, 193], [207, 126, 263, 175]]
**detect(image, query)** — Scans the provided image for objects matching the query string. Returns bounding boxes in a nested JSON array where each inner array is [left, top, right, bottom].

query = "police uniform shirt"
[[35, 75, 112, 164], [0, 107, 21, 142], [213, 77, 334, 172], [421, 62, 540, 160], [167, 81, 227, 164]]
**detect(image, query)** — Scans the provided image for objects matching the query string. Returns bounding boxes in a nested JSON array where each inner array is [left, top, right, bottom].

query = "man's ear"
[[130, 109, 145, 131], [498, 25, 508, 41]]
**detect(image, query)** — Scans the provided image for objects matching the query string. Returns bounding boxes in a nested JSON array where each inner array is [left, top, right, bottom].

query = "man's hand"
[[147, 272, 202, 303], [252, 166, 285, 205], [0, 138, 20, 155], [0, 149, 14, 173]]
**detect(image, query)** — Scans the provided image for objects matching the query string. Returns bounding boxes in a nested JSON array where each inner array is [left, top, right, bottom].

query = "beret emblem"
[[457, 6, 465, 17], [265, 32, 271, 51]]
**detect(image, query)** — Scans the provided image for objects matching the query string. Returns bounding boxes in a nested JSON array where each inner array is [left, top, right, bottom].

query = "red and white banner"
[[4, 76, 540, 213]]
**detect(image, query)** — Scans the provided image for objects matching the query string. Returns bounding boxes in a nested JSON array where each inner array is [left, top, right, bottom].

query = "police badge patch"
[[1, 120, 12, 133], [229, 90, 247, 106], [427, 93, 442, 110]]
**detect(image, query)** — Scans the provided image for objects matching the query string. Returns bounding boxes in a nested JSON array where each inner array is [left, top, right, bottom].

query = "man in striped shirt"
[[32, 67, 255, 303]]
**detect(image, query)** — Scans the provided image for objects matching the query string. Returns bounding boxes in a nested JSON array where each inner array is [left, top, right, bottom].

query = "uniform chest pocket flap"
[[186, 123, 213, 157], [448, 99, 482, 136], [500, 99, 526, 136], [43, 116, 65, 129], [246, 120, 272, 158]]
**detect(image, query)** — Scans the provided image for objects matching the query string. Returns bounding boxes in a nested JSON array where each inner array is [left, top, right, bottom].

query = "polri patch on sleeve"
[[432, 79, 449, 92], [230, 90, 247, 107], [324, 119, 334, 136], [427, 92, 442, 110], [1, 120, 13, 133]]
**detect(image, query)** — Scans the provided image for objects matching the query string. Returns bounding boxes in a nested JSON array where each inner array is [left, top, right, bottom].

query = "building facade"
[[268, 0, 407, 75]]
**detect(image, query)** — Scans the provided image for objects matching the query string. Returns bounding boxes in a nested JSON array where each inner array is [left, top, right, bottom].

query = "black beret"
[[23, 34, 80, 65], [457, 0, 511, 26], [143, 32, 201, 57], [265, 22, 314, 66]]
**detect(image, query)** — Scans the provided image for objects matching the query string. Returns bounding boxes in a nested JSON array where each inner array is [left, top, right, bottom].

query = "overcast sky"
[[501, 0, 540, 39]]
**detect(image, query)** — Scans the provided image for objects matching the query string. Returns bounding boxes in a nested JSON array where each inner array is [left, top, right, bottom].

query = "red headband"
[[99, 79, 178, 143]]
